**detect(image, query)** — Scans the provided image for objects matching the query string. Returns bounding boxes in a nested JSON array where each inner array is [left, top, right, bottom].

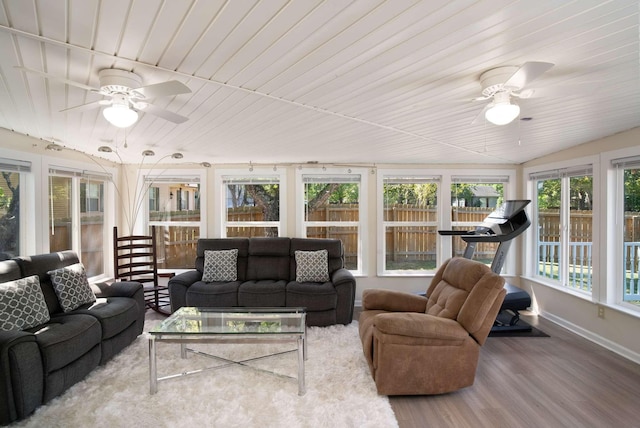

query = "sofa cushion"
[[202, 249, 238, 282], [186, 281, 240, 307], [73, 297, 139, 340], [28, 314, 101, 373], [294, 250, 329, 282], [0, 275, 50, 331], [286, 281, 337, 311], [48, 263, 96, 312], [238, 280, 286, 306]]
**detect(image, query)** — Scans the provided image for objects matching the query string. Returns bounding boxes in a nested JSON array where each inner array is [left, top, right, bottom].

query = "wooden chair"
[[113, 226, 170, 315]]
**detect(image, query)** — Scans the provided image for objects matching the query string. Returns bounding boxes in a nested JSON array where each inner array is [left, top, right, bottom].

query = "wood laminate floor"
[[388, 313, 640, 428]]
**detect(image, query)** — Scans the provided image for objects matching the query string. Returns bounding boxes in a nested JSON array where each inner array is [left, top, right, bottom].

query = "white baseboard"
[[541, 311, 640, 365]]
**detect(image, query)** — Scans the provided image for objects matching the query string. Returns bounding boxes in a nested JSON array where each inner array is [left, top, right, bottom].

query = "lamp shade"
[[485, 102, 520, 126], [103, 103, 139, 128]]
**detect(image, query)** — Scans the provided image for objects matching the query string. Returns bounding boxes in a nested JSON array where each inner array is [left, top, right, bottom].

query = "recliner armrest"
[[168, 270, 202, 287], [374, 312, 468, 341], [92, 281, 142, 298], [362, 289, 427, 312]]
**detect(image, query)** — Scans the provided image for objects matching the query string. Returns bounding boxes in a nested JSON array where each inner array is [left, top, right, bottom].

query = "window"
[[0, 158, 30, 259], [221, 174, 281, 238], [49, 168, 109, 277], [380, 174, 439, 274], [451, 176, 508, 267], [145, 175, 202, 269], [299, 169, 364, 272], [531, 165, 593, 294], [612, 156, 640, 307]]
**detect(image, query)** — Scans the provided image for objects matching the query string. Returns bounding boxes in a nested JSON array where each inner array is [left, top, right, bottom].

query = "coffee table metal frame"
[[148, 307, 307, 395]]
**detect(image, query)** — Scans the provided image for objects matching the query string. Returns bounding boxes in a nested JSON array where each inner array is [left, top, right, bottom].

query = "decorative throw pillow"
[[202, 249, 238, 282], [48, 263, 97, 312], [295, 250, 330, 282], [0, 275, 50, 331]]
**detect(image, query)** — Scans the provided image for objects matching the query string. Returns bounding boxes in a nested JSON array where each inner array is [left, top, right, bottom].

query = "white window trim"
[[140, 169, 206, 235], [214, 167, 286, 238], [295, 167, 368, 276], [523, 155, 600, 301], [377, 168, 516, 277], [377, 169, 441, 276], [602, 146, 640, 314]]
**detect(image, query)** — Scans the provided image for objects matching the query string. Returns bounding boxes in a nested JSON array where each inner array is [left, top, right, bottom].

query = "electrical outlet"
[[597, 305, 605, 319]]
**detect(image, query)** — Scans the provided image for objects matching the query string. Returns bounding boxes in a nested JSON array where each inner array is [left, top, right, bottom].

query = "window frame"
[[608, 151, 640, 312], [377, 170, 441, 276], [377, 168, 516, 277], [296, 167, 368, 276], [525, 156, 600, 302], [214, 167, 286, 238]]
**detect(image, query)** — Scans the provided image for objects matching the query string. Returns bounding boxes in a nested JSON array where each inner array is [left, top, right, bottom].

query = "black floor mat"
[[489, 317, 549, 337]]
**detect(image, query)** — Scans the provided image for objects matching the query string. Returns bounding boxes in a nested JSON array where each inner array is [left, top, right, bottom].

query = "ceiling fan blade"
[[138, 103, 189, 124], [60, 100, 108, 113], [15, 66, 98, 92], [132, 80, 191, 99], [518, 81, 603, 99], [503, 61, 554, 90]]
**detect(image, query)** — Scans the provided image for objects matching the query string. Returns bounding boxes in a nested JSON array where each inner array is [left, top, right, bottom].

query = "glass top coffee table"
[[148, 307, 307, 395]]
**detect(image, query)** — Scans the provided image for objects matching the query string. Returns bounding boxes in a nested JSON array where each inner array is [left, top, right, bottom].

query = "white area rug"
[[15, 322, 398, 428]]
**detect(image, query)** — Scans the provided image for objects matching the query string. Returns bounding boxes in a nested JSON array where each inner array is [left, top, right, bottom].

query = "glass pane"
[[49, 176, 72, 253], [568, 175, 593, 292], [304, 182, 359, 221], [154, 225, 199, 269], [306, 226, 357, 270], [383, 182, 438, 221], [80, 179, 104, 276], [385, 226, 437, 271], [0, 171, 20, 259], [537, 178, 561, 281], [225, 183, 279, 222], [149, 183, 201, 222], [623, 168, 640, 305]]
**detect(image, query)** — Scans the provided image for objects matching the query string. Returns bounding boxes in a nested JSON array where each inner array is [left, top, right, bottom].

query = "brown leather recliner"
[[359, 257, 506, 395]]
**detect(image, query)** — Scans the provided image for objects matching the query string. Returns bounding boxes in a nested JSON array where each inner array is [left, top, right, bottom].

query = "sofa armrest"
[[168, 270, 203, 312], [330, 268, 356, 325], [362, 289, 428, 313], [374, 312, 468, 342], [92, 281, 142, 299], [0, 330, 43, 425]]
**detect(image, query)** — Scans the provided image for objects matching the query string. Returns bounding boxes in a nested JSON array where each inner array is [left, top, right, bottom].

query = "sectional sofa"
[[0, 250, 145, 425], [168, 237, 356, 326]]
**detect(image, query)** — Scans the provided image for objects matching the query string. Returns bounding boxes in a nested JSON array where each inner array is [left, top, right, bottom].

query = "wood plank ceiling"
[[0, 0, 638, 166]]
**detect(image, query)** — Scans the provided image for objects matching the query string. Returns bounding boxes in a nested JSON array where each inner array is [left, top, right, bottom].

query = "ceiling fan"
[[472, 61, 554, 126], [16, 67, 191, 127]]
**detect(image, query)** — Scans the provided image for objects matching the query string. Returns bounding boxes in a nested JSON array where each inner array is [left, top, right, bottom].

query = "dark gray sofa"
[[168, 237, 356, 326], [0, 250, 145, 425]]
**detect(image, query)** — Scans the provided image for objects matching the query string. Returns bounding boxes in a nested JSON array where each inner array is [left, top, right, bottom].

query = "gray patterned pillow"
[[48, 263, 97, 312], [0, 275, 50, 331], [295, 250, 330, 283], [202, 249, 238, 282]]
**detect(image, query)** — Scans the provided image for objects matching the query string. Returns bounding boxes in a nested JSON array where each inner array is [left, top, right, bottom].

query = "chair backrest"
[[113, 226, 158, 286], [426, 257, 506, 345]]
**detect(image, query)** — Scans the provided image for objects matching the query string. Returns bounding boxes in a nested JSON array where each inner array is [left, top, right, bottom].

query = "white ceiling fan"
[[472, 61, 554, 125], [16, 67, 191, 128]]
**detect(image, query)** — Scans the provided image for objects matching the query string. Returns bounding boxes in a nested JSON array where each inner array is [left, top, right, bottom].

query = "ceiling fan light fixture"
[[103, 102, 138, 128], [485, 100, 520, 125]]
